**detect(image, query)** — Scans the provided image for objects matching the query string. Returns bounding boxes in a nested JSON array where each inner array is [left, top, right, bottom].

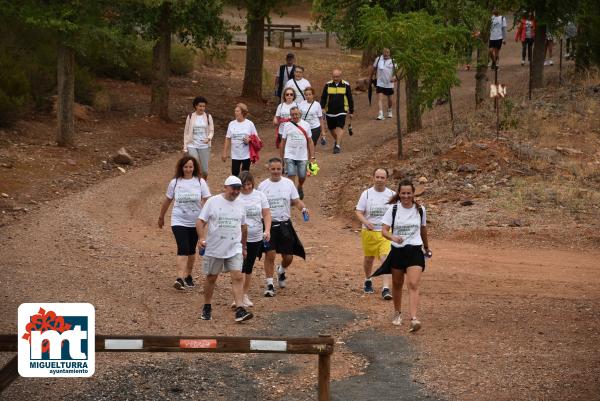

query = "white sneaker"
[[376, 112, 384, 120], [521, 59, 525, 66], [409, 318, 422, 332], [243, 294, 253, 307], [549, 59, 554, 66], [277, 264, 286, 288], [387, 110, 393, 118], [544, 59, 550, 66], [392, 312, 402, 326]]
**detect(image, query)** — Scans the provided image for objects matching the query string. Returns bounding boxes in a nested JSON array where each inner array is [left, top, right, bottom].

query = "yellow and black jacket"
[[320, 80, 354, 116]]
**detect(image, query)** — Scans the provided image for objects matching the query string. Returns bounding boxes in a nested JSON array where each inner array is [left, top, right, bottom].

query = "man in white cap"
[[197, 175, 252, 322]]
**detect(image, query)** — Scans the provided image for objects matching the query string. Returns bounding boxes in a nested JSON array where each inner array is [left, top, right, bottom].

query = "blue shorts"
[[285, 158, 307, 179]]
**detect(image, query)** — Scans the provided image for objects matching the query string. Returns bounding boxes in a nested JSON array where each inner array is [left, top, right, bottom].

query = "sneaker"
[[410, 318, 422, 332], [333, 145, 341, 154], [264, 283, 275, 297], [184, 275, 195, 288], [544, 59, 550, 66], [298, 187, 304, 200], [376, 112, 384, 120], [243, 294, 254, 307], [363, 279, 374, 294], [173, 278, 185, 290], [521, 59, 525, 66], [549, 59, 554, 66], [392, 312, 402, 326], [277, 265, 287, 288], [200, 304, 212, 320], [235, 306, 253, 322], [382, 287, 393, 300], [387, 110, 393, 118], [320, 136, 327, 146]]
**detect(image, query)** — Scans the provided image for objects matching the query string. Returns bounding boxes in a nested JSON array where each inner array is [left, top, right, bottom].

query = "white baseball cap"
[[224, 175, 242, 187]]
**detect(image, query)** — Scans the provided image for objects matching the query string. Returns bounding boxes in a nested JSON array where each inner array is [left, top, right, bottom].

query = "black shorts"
[[265, 220, 298, 255], [489, 39, 503, 50], [171, 226, 198, 256], [242, 240, 263, 274], [326, 115, 346, 130], [388, 245, 425, 271], [310, 127, 321, 145], [376, 86, 394, 96]]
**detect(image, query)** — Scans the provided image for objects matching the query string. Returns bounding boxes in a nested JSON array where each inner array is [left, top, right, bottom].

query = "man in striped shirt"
[[320, 68, 354, 154]]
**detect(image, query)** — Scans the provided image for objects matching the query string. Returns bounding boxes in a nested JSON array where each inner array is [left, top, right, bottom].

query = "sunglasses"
[[285, 93, 294, 96]]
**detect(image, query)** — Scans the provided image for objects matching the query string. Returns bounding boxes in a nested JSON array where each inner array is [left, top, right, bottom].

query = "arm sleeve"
[[207, 114, 214, 140], [316, 103, 323, 118], [356, 190, 367, 211], [347, 84, 354, 114], [198, 198, 210, 222], [275, 104, 282, 118], [166, 179, 176, 199], [201, 179, 211, 198], [260, 192, 270, 209], [249, 121, 258, 137], [290, 181, 300, 200], [226, 122, 233, 138], [381, 206, 393, 226]]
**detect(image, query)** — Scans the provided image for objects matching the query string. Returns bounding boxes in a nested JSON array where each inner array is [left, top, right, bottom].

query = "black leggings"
[[232, 159, 251, 177], [522, 38, 534, 61], [242, 241, 263, 274], [171, 226, 198, 256], [310, 127, 322, 145]]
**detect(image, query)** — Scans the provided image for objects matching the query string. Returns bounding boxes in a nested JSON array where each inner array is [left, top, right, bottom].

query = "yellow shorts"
[[360, 229, 391, 258]]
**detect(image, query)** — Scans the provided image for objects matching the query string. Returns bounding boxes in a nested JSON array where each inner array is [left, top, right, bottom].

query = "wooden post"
[[0, 355, 18, 394], [291, 27, 296, 47], [325, 31, 330, 48], [267, 24, 272, 47]]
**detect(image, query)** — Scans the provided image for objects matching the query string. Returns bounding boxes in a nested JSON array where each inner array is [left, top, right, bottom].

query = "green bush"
[[0, 54, 31, 126], [75, 67, 100, 106], [170, 43, 195, 75]]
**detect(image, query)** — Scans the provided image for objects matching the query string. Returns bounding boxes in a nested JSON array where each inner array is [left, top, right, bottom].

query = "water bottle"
[[348, 124, 353, 136], [263, 239, 270, 250], [199, 247, 205, 256], [302, 208, 309, 222], [424, 249, 432, 259]]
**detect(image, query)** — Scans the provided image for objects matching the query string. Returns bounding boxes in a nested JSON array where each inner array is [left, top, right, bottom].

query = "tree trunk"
[[56, 43, 75, 147], [395, 77, 402, 159], [405, 71, 421, 133], [150, 2, 171, 121], [475, 46, 488, 107], [242, 7, 265, 100], [361, 47, 376, 68], [531, 24, 546, 89]]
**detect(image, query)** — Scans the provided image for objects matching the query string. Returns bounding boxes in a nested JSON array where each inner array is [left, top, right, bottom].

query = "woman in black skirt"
[[381, 179, 431, 332]]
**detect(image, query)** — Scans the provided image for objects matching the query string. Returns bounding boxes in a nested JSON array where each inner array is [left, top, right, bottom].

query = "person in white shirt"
[[284, 66, 311, 102], [236, 171, 272, 308], [355, 168, 395, 299], [280, 106, 315, 200], [298, 87, 326, 145], [223, 103, 258, 177], [257, 157, 308, 297], [158, 156, 211, 290], [273, 88, 299, 148], [197, 176, 253, 323], [369, 48, 396, 120], [379, 179, 431, 332], [488, 8, 507, 69], [183, 96, 214, 179]]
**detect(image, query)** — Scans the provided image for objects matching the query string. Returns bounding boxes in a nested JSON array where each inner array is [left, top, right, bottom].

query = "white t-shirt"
[[373, 57, 395, 89], [226, 119, 256, 160], [382, 203, 427, 248], [275, 102, 298, 135], [277, 65, 295, 83], [284, 78, 311, 101], [525, 20, 534, 39], [239, 189, 270, 242], [282, 120, 311, 161], [355, 187, 396, 231], [298, 100, 323, 129], [198, 194, 247, 259], [257, 177, 299, 222], [166, 177, 211, 227], [490, 15, 507, 40], [190, 113, 210, 149]]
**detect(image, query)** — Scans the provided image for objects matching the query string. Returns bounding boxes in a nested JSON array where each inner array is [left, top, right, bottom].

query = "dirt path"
[[2, 35, 599, 401]]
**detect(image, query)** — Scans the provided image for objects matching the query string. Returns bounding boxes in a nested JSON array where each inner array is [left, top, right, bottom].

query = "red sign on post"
[[179, 339, 217, 349]]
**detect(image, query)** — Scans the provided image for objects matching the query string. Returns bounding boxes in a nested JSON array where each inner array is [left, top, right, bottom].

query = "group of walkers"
[[156, 52, 432, 331], [488, 8, 578, 70]]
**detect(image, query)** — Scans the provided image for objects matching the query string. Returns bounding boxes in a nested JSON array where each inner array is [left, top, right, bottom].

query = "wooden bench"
[[265, 23, 306, 47]]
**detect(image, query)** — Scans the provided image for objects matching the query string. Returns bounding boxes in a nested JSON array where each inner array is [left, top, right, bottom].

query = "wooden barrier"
[[0, 333, 334, 400]]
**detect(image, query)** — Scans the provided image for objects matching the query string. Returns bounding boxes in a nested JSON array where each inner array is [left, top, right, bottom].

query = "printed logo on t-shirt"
[[268, 197, 287, 211]]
